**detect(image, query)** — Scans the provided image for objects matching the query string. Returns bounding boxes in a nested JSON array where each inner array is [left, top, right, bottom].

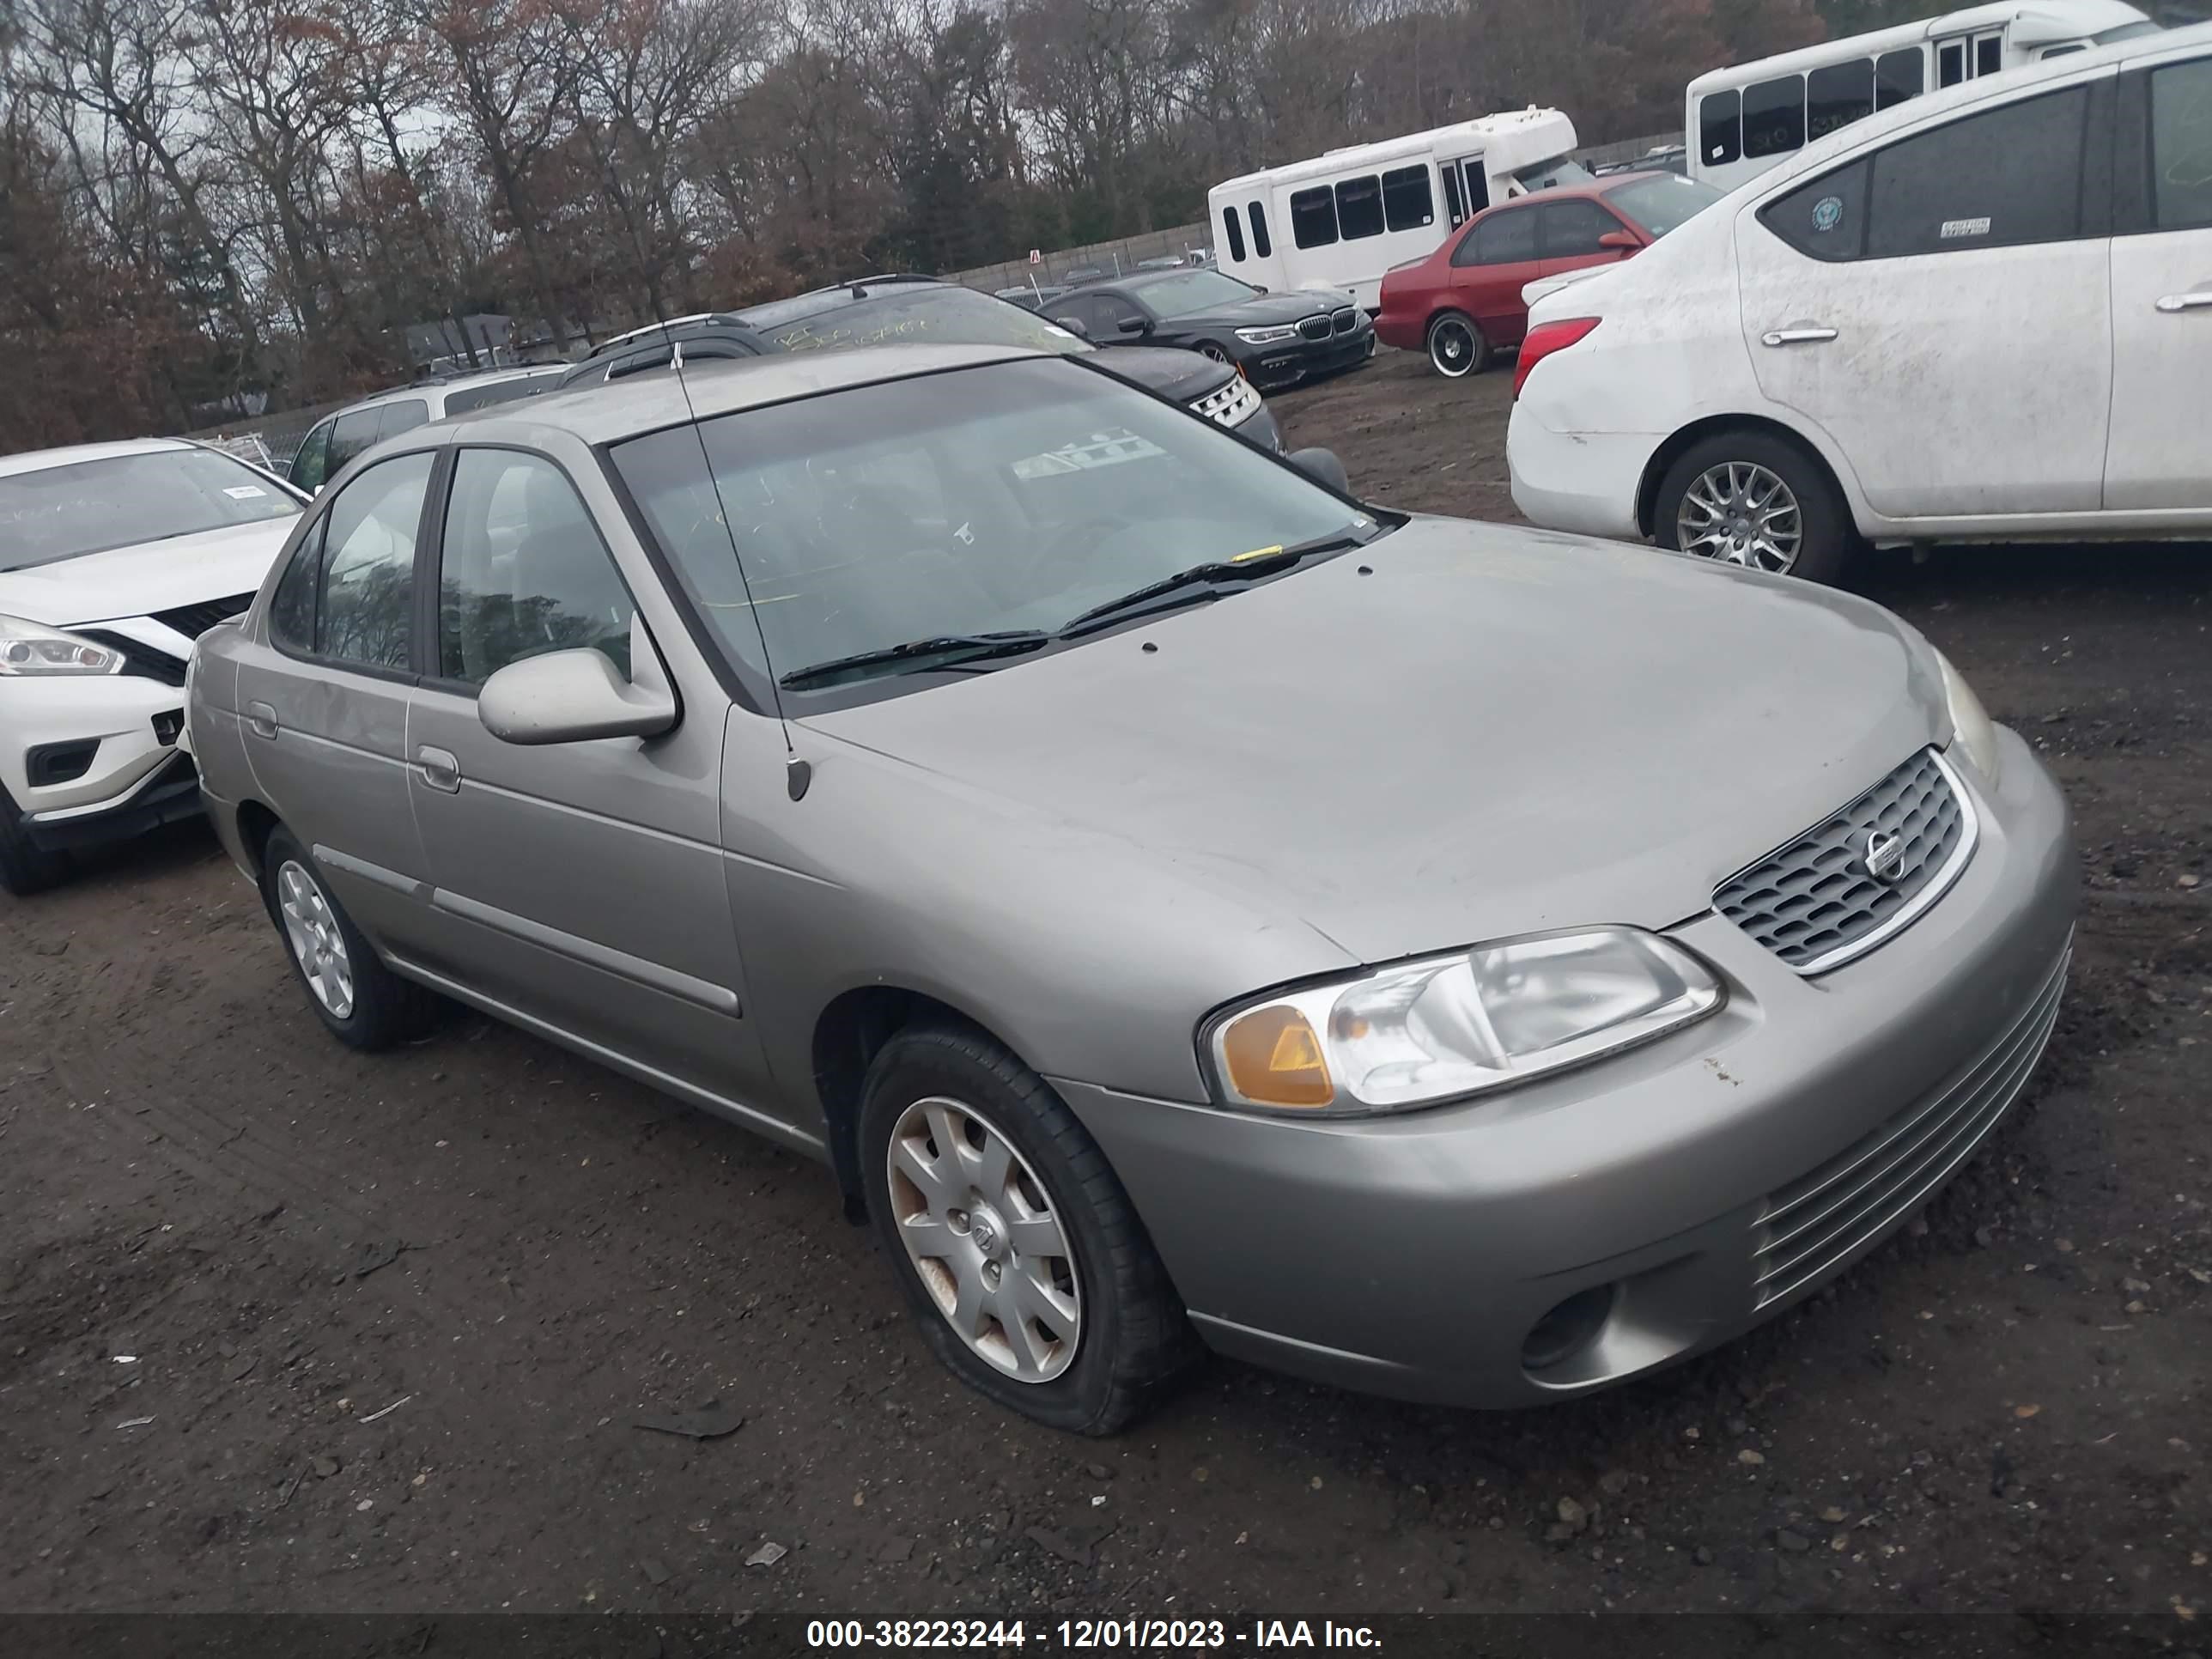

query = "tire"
[[1425, 310, 1487, 379], [1196, 341, 1231, 364], [1653, 429, 1857, 586], [859, 1022, 1196, 1435], [0, 782, 70, 897], [259, 826, 438, 1050]]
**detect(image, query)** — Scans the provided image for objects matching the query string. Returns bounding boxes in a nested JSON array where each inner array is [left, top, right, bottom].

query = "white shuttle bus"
[[1207, 107, 1581, 311], [1686, 0, 2156, 191]]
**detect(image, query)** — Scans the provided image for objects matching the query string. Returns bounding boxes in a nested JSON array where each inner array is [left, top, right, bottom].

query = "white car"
[[1508, 21, 2212, 584], [1, 438, 307, 894]]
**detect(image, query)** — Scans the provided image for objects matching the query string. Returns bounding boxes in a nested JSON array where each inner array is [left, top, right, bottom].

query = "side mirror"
[[1054, 314, 1090, 339], [1115, 315, 1151, 337], [1597, 229, 1639, 252], [479, 613, 677, 745], [1288, 447, 1351, 495]]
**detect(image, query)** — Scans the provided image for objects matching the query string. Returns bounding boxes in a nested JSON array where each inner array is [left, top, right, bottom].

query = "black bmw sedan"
[[1046, 269, 1375, 391]]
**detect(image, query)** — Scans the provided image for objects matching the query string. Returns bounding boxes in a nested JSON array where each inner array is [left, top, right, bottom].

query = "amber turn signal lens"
[[1219, 1006, 1334, 1107]]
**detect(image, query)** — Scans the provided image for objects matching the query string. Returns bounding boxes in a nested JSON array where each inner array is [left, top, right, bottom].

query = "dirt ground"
[[3, 355, 2207, 1624]]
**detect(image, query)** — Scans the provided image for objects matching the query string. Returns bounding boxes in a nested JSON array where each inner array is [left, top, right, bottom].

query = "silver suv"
[[189, 344, 2073, 1434], [285, 366, 568, 494]]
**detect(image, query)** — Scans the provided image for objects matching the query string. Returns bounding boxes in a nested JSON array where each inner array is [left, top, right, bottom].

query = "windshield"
[[1603, 174, 1724, 236], [738, 286, 1090, 358], [0, 447, 300, 570], [1132, 269, 1262, 318], [608, 358, 1363, 691], [1513, 155, 1596, 191]]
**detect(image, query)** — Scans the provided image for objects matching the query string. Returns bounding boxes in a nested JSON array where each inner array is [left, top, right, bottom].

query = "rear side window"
[[1744, 75, 1807, 160], [1334, 174, 1384, 240], [2150, 58, 2212, 232], [1700, 88, 1742, 167], [1290, 187, 1338, 249], [1759, 157, 1872, 260], [269, 521, 324, 651], [1875, 48, 1925, 111], [1865, 86, 2088, 258], [1537, 199, 1620, 258], [1938, 40, 1967, 88], [1222, 206, 1247, 263], [1808, 59, 1874, 142], [378, 398, 430, 441], [1457, 207, 1539, 266], [1247, 202, 1272, 258], [1976, 35, 2002, 77], [325, 407, 384, 477], [1382, 165, 1434, 231]]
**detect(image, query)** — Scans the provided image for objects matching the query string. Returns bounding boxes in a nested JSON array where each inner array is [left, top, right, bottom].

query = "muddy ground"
[[2, 356, 2207, 1624]]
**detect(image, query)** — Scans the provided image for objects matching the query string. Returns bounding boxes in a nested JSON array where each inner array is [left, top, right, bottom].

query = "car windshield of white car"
[[609, 357, 1364, 694], [1134, 270, 1266, 318], [1602, 175, 1724, 237], [0, 449, 301, 570]]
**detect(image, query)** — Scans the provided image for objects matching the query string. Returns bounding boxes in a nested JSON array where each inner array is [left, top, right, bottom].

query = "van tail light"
[[1514, 317, 1601, 399]]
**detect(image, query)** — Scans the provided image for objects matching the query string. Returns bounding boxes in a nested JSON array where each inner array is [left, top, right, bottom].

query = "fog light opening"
[[1522, 1283, 1620, 1374]]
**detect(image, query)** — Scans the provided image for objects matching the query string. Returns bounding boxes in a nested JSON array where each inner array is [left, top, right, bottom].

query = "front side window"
[[1290, 186, 1339, 249], [1875, 48, 1925, 111], [1808, 58, 1875, 142], [1865, 86, 2088, 258], [608, 359, 1367, 695], [1381, 165, 1434, 232], [437, 450, 634, 686], [1744, 74, 1807, 159], [2151, 57, 2212, 232], [1537, 199, 1620, 258], [289, 420, 335, 492], [1701, 88, 1743, 167], [0, 447, 300, 571], [1248, 201, 1272, 258], [311, 452, 431, 671], [1222, 206, 1247, 263], [1335, 174, 1385, 240]]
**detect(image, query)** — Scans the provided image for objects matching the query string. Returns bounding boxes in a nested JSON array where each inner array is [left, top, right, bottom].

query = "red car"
[[1376, 172, 1721, 379]]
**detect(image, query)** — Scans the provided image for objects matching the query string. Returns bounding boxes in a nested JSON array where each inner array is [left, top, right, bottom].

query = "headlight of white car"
[[1936, 650, 2002, 789], [1234, 324, 1299, 345], [1204, 928, 1724, 1115], [0, 613, 125, 678]]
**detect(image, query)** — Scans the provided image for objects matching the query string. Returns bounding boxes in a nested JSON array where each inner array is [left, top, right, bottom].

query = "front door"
[[402, 444, 761, 1099], [2104, 52, 2212, 512], [1735, 81, 2112, 520]]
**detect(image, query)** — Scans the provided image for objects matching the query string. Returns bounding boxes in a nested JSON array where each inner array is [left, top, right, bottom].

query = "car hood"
[[1167, 288, 1352, 330], [0, 517, 300, 628], [801, 519, 1947, 964], [1085, 344, 1238, 404]]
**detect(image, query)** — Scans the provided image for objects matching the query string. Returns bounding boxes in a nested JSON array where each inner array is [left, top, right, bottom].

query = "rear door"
[[1448, 204, 1542, 345], [2103, 50, 2212, 512], [1735, 76, 2114, 520]]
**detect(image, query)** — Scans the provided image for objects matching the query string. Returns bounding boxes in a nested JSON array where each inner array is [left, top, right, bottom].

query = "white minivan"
[[1509, 22, 2212, 584], [1208, 109, 1582, 310]]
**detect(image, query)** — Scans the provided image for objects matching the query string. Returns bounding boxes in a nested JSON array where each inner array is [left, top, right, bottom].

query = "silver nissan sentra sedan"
[[185, 343, 2075, 1434]]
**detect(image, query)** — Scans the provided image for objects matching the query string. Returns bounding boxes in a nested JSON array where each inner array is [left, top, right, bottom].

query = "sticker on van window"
[[1940, 217, 1992, 239], [1811, 196, 1844, 234], [222, 485, 268, 499]]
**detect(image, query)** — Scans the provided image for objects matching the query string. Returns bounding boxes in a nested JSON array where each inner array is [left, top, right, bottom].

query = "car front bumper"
[[1244, 328, 1376, 389], [3, 673, 195, 843], [1054, 727, 2075, 1407]]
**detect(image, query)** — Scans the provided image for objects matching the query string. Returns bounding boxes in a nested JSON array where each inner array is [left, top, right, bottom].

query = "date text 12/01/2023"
[[805, 1620, 1383, 1649]]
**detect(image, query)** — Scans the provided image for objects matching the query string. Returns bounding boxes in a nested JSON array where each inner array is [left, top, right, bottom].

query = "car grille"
[[1332, 307, 1358, 335], [1188, 376, 1261, 428], [1297, 314, 1333, 342], [1714, 748, 1972, 974], [74, 629, 186, 688], [1750, 939, 2069, 1310], [154, 592, 256, 639]]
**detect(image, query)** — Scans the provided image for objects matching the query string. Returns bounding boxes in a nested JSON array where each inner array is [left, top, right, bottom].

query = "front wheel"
[[1654, 431, 1856, 586], [860, 1023, 1194, 1434], [1425, 310, 1487, 378], [1196, 341, 1231, 364]]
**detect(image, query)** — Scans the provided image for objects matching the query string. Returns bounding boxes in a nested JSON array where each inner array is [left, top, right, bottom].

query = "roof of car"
[[0, 435, 194, 478], [423, 342, 1044, 448]]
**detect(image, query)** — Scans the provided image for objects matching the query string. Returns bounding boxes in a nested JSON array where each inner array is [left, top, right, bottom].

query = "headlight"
[[1235, 325, 1299, 345], [1204, 927, 1723, 1115], [0, 614, 124, 678], [1936, 650, 2002, 788]]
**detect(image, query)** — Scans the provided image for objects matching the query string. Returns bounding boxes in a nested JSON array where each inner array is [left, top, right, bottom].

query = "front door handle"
[[1760, 325, 1838, 347], [2154, 289, 2212, 313], [246, 702, 278, 739], [416, 746, 461, 793]]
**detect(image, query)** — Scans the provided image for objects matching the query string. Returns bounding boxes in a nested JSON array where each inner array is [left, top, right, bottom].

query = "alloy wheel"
[[276, 860, 356, 1019], [884, 1094, 1082, 1382], [1430, 319, 1476, 377], [1200, 343, 1230, 363], [1677, 462, 1802, 574]]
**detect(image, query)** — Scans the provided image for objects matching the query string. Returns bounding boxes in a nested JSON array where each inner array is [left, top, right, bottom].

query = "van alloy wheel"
[[1675, 461, 1802, 574], [884, 1094, 1082, 1382]]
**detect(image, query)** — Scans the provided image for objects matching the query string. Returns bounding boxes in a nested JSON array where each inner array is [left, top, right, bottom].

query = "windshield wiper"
[[1055, 528, 1375, 639], [777, 630, 1050, 690]]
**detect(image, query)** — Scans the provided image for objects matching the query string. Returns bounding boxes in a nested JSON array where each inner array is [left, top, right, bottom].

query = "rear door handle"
[[2154, 289, 2212, 313], [1760, 326, 1838, 347], [416, 746, 461, 793], [246, 702, 278, 740]]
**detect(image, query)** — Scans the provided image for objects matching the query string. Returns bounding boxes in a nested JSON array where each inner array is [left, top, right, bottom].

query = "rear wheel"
[[1425, 310, 1487, 378], [1654, 430, 1856, 586], [0, 784, 70, 897], [260, 826, 437, 1049]]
